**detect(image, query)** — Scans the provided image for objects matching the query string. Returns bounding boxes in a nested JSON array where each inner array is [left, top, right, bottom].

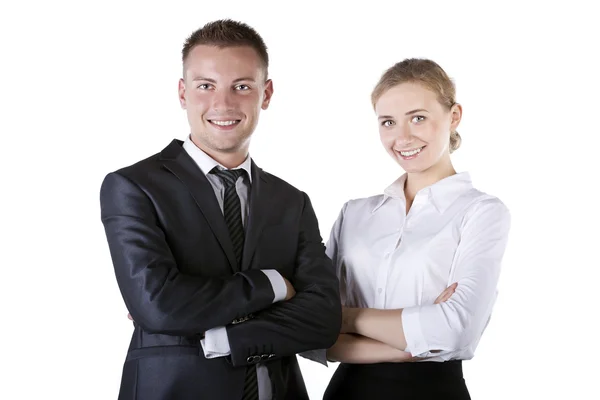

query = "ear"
[[261, 79, 274, 110], [178, 78, 187, 109], [450, 103, 462, 132]]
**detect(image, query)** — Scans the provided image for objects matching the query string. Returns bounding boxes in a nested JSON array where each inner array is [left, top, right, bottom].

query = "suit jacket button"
[[261, 354, 270, 361], [247, 356, 254, 363]]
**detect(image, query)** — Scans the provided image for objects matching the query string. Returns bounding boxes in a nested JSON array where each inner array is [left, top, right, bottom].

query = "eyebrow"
[[192, 77, 216, 83], [404, 108, 428, 115], [191, 77, 257, 83], [377, 109, 429, 120], [233, 77, 256, 83]]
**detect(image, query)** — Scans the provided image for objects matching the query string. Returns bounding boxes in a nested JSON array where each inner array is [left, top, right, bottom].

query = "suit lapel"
[[241, 161, 272, 271], [160, 140, 239, 272]]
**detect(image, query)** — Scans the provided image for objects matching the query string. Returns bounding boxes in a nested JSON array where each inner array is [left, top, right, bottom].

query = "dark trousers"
[[323, 361, 470, 400]]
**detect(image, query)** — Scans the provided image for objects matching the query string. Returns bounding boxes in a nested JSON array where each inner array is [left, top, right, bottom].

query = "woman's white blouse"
[[326, 172, 511, 361]]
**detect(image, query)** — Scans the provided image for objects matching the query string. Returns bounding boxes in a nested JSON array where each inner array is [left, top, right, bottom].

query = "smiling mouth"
[[397, 146, 426, 157], [208, 120, 241, 127]]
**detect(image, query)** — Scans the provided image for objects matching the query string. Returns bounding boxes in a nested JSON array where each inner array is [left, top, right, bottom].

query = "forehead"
[[184, 45, 265, 81], [375, 82, 441, 114]]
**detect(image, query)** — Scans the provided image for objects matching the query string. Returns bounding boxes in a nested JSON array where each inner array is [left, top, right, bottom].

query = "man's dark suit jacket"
[[100, 139, 342, 400]]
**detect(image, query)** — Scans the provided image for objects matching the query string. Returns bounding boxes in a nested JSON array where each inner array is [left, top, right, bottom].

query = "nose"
[[392, 124, 414, 146], [211, 88, 235, 113]]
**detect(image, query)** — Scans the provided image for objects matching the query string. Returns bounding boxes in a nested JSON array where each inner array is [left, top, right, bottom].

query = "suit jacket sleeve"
[[226, 192, 342, 367], [100, 171, 276, 336]]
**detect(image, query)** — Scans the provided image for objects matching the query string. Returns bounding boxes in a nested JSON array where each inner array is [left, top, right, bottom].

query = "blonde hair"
[[372, 58, 462, 153]]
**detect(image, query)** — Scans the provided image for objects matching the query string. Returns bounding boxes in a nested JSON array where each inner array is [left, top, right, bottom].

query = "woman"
[[323, 59, 511, 399]]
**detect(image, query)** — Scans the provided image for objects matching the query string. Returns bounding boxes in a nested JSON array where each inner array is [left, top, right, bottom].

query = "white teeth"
[[211, 120, 237, 126], [400, 147, 423, 157]]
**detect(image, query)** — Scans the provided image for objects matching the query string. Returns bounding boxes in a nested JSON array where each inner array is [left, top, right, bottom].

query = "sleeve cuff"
[[402, 306, 430, 357], [200, 326, 231, 359], [261, 269, 287, 303]]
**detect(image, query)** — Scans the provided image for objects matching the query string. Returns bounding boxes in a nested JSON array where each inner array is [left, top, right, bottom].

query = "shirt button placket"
[[376, 250, 393, 308]]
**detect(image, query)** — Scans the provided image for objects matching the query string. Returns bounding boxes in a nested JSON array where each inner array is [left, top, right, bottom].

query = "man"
[[100, 19, 341, 400]]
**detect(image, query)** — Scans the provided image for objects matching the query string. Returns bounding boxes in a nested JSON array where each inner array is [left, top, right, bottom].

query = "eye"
[[381, 120, 395, 127], [235, 84, 250, 91], [196, 83, 212, 90], [411, 115, 426, 123]]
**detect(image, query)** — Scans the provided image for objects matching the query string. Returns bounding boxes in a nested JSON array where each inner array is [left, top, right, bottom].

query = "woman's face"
[[375, 82, 461, 173]]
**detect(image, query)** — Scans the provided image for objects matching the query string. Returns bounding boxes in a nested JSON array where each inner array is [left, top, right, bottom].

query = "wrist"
[[348, 308, 362, 333], [354, 308, 376, 336]]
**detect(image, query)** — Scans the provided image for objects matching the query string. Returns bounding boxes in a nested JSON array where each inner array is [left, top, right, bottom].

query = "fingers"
[[127, 313, 133, 321], [438, 284, 455, 303], [284, 278, 296, 300], [440, 282, 458, 302], [434, 282, 458, 304]]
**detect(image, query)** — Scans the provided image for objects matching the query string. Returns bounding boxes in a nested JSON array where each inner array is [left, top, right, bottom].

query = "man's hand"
[[434, 282, 458, 304], [283, 277, 296, 300]]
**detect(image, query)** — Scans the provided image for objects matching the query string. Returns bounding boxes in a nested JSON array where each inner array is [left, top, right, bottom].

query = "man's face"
[[179, 45, 273, 159]]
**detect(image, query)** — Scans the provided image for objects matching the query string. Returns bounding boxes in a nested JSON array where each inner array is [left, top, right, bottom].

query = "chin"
[[211, 142, 243, 153], [402, 166, 427, 174], [220, 135, 254, 150], [396, 160, 430, 174]]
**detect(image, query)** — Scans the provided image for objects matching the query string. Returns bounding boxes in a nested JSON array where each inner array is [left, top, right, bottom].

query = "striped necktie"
[[210, 167, 258, 400]]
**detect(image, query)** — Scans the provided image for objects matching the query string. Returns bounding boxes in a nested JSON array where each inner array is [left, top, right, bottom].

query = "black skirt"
[[323, 360, 470, 400]]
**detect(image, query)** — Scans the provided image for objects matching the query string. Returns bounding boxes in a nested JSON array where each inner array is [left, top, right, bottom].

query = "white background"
[[1, 1, 599, 399]]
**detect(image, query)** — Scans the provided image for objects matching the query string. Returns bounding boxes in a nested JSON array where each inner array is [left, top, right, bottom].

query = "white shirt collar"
[[182, 135, 253, 183], [373, 172, 473, 213]]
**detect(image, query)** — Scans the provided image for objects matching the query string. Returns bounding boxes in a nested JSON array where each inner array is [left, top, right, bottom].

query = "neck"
[[191, 136, 249, 169], [404, 159, 456, 202]]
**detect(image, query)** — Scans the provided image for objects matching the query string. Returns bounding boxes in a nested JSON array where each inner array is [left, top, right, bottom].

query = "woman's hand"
[[434, 282, 458, 304]]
